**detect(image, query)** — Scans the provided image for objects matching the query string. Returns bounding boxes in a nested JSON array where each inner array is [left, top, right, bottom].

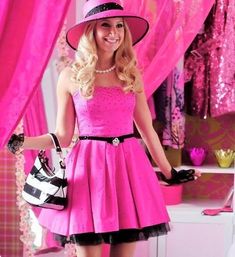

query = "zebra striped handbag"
[[22, 133, 67, 210]]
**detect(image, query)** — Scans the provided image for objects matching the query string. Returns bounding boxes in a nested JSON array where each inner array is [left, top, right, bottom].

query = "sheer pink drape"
[[23, 86, 48, 174], [0, 0, 71, 148], [124, 0, 215, 98]]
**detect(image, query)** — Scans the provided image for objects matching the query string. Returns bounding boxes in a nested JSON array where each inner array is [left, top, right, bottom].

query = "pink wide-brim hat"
[[66, 0, 149, 50]]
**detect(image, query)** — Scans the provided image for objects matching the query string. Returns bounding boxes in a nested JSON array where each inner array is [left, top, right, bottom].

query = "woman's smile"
[[104, 37, 119, 44]]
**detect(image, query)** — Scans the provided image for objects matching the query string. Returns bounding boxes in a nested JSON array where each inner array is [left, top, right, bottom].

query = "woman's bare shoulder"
[[59, 66, 74, 81], [57, 66, 78, 94]]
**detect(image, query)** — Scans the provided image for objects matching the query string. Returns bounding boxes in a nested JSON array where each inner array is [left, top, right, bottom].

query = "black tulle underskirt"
[[55, 223, 170, 246]]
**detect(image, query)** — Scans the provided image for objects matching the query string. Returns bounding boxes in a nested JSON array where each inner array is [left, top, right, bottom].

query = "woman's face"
[[94, 17, 125, 54]]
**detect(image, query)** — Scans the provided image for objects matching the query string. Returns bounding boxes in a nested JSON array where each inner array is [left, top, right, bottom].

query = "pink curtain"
[[124, 0, 215, 98], [0, 0, 71, 148], [23, 86, 48, 174]]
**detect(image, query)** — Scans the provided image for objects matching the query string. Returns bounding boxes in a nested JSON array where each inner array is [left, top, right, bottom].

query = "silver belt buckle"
[[112, 137, 120, 146]]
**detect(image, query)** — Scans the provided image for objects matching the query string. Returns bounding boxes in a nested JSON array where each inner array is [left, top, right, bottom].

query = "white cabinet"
[[160, 201, 234, 257], [145, 166, 235, 257]]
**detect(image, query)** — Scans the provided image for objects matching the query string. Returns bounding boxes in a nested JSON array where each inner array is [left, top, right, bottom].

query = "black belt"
[[79, 133, 134, 146]]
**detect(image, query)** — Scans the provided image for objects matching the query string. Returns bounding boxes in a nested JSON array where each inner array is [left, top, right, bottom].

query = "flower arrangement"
[[214, 149, 235, 168]]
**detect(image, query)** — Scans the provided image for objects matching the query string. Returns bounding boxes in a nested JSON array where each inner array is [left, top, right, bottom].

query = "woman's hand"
[[158, 167, 201, 185], [7, 133, 24, 154]]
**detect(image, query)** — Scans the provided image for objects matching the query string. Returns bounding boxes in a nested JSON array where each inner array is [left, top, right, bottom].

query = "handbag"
[[22, 133, 67, 210]]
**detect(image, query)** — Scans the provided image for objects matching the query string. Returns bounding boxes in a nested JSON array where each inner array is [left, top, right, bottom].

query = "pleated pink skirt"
[[38, 138, 170, 236]]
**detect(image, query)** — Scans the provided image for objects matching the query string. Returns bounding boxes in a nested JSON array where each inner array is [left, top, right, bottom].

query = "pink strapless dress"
[[39, 86, 170, 236]]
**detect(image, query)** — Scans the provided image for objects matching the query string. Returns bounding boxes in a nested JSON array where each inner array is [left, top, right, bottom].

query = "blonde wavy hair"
[[71, 20, 143, 99]]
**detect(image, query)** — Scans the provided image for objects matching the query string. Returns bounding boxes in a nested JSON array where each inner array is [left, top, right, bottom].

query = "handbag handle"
[[48, 133, 62, 155]]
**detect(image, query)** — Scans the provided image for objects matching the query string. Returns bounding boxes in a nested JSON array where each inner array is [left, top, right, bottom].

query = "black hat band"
[[85, 2, 123, 18]]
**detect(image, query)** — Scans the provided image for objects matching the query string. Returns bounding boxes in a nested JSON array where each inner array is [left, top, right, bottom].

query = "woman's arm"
[[133, 88, 172, 179], [22, 67, 76, 150]]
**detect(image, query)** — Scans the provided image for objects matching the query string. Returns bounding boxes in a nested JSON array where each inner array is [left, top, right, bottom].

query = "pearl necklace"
[[95, 64, 116, 74]]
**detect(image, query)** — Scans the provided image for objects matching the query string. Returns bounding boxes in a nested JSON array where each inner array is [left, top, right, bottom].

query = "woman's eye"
[[101, 22, 110, 27], [117, 23, 124, 28]]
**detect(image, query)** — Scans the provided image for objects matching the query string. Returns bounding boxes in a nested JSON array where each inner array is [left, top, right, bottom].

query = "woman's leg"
[[110, 242, 137, 257], [75, 244, 102, 257]]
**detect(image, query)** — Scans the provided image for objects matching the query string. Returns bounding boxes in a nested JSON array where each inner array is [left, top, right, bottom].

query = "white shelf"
[[165, 199, 235, 225], [167, 199, 225, 212], [153, 164, 235, 174]]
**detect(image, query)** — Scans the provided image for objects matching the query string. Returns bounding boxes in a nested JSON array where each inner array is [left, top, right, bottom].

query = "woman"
[[8, 1, 200, 256]]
